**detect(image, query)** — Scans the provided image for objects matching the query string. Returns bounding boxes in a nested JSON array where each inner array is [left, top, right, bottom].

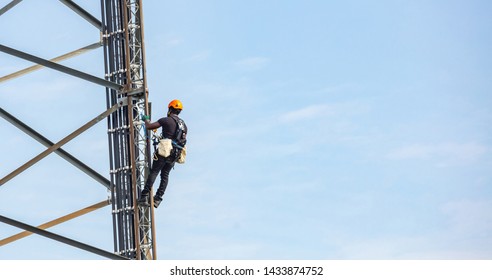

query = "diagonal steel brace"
[[0, 42, 102, 84], [0, 106, 111, 189], [0, 44, 122, 90], [0, 214, 128, 260], [0, 199, 110, 246], [0, 103, 120, 186], [0, 0, 22, 16]]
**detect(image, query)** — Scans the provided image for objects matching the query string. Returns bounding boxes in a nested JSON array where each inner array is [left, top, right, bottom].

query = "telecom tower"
[[0, 0, 156, 260]]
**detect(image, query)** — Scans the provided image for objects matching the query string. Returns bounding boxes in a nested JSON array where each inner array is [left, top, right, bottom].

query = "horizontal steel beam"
[[59, 0, 102, 30], [0, 214, 127, 260], [0, 0, 22, 16], [0, 44, 122, 90], [0, 107, 111, 189], [0, 103, 120, 186], [0, 42, 101, 84]]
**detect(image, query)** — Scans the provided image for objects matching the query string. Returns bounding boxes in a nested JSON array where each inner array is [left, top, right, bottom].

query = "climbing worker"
[[138, 99, 188, 208]]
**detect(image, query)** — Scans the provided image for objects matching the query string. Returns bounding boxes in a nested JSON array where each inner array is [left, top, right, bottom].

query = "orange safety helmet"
[[168, 99, 183, 110]]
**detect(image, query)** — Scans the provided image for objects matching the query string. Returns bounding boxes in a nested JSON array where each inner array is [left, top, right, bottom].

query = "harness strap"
[[170, 115, 186, 148]]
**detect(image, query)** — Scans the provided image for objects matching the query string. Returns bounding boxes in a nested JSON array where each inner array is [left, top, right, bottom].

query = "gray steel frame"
[[0, 0, 22, 16], [0, 0, 155, 260]]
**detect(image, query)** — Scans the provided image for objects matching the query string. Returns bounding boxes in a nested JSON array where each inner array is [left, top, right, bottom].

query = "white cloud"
[[184, 50, 210, 62], [333, 236, 429, 259], [441, 199, 492, 235], [162, 234, 263, 259], [387, 142, 489, 166], [278, 102, 370, 124], [332, 230, 492, 259], [318, 83, 357, 94], [166, 37, 183, 46], [233, 56, 270, 71], [0, 64, 28, 77], [1, 77, 90, 103], [278, 104, 335, 123]]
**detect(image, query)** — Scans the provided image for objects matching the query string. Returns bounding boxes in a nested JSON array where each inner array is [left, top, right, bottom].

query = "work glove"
[[141, 115, 150, 121]]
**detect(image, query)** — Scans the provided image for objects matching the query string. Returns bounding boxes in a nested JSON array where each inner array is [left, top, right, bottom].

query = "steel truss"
[[0, 0, 155, 260]]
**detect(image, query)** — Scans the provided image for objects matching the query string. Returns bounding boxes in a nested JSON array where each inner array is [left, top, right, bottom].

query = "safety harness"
[[169, 115, 187, 157], [151, 115, 187, 163]]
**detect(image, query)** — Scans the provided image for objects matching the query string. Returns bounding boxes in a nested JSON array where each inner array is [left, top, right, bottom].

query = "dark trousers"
[[141, 153, 175, 199]]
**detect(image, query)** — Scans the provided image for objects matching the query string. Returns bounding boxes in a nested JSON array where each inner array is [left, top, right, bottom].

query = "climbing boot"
[[153, 196, 163, 208]]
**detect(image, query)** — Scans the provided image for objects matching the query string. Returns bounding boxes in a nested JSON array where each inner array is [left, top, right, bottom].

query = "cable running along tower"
[[101, 0, 156, 260], [0, 0, 156, 260]]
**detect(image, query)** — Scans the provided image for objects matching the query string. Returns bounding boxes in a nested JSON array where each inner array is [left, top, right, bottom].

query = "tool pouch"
[[176, 146, 186, 164], [157, 138, 173, 157]]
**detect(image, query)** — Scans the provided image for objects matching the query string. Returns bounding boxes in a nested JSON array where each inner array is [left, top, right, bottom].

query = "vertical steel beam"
[[136, 1, 157, 259], [101, 0, 155, 260], [124, 0, 156, 260], [102, 0, 137, 259]]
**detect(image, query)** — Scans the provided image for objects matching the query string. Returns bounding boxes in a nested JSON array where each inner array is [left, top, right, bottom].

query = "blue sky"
[[1, 0, 491, 260]]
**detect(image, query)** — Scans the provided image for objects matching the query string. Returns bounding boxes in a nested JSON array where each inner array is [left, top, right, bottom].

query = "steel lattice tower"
[[0, 0, 156, 260], [101, 0, 156, 260]]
